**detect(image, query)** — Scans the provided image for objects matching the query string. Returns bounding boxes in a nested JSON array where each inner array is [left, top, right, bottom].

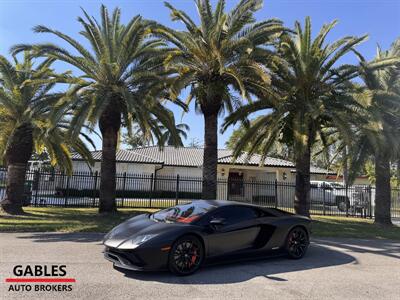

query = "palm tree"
[[160, 122, 189, 146], [223, 17, 368, 216], [0, 52, 93, 214], [348, 40, 400, 225], [123, 120, 189, 148], [122, 124, 152, 149], [152, 0, 285, 199], [225, 116, 294, 160], [188, 138, 203, 148], [12, 5, 182, 213]]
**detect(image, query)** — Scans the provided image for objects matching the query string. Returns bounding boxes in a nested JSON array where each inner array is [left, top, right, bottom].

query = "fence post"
[[322, 182, 326, 216], [249, 179, 254, 204], [121, 172, 127, 208], [274, 179, 278, 208], [64, 174, 70, 207], [149, 173, 154, 208], [368, 185, 372, 219], [92, 171, 98, 207], [345, 183, 349, 217], [224, 177, 228, 201], [250, 178, 254, 204], [227, 177, 230, 201], [34, 171, 40, 206], [175, 175, 180, 205]]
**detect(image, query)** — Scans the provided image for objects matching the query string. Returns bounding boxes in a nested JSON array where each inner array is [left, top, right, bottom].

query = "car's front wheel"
[[285, 227, 309, 259], [168, 235, 204, 276]]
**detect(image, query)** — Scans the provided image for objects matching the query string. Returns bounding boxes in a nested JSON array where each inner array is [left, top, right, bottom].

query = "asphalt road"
[[0, 233, 399, 300]]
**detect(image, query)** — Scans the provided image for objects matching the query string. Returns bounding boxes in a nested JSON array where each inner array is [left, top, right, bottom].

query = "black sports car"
[[103, 200, 311, 275]]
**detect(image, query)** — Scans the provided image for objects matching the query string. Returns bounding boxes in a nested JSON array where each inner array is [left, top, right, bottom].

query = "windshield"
[[150, 202, 217, 224]]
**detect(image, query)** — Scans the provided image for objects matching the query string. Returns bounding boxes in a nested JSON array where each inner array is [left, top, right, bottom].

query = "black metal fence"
[[0, 168, 399, 218]]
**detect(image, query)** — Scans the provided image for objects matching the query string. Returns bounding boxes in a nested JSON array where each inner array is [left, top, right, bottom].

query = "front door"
[[228, 172, 244, 196]]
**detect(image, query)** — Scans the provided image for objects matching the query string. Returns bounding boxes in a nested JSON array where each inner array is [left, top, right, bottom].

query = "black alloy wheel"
[[169, 235, 204, 275], [286, 227, 309, 259]]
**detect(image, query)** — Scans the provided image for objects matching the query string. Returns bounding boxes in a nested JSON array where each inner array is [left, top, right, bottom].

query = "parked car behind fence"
[[310, 181, 372, 213]]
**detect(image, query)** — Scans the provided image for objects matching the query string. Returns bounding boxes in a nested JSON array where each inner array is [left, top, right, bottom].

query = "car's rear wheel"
[[168, 235, 204, 276], [285, 227, 309, 259]]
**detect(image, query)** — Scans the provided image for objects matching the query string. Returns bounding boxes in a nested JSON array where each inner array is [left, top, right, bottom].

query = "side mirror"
[[209, 218, 225, 227]]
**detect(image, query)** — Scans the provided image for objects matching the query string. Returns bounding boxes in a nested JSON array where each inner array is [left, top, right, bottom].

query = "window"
[[150, 202, 217, 224], [210, 206, 259, 225]]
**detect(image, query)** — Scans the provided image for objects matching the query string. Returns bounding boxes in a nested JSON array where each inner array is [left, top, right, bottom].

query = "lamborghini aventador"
[[103, 200, 311, 275]]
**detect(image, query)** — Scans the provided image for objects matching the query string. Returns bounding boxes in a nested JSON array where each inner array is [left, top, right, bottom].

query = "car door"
[[206, 206, 261, 257]]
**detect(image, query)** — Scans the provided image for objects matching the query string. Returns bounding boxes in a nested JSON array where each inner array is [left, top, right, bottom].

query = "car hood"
[[103, 213, 180, 248]]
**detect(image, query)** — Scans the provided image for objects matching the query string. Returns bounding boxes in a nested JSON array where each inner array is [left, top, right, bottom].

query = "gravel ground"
[[0, 233, 399, 300]]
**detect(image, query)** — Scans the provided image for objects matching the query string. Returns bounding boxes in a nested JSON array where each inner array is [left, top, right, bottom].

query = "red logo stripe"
[[5, 278, 76, 283]]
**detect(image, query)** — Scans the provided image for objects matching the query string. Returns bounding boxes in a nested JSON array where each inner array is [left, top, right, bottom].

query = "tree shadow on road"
[[16, 232, 104, 243], [118, 243, 357, 284], [314, 238, 400, 260]]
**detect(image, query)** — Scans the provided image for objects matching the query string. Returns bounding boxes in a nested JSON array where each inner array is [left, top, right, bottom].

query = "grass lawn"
[[312, 216, 400, 240], [0, 207, 157, 233], [1, 207, 399, 240]]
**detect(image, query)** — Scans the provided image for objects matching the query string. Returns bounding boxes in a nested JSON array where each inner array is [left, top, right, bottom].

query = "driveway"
[[0, 233, 399, 300]]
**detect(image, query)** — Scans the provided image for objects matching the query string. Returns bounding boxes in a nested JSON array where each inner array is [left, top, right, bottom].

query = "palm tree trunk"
[[0, 123, 33, 215], [374, 152, 392, 226], [294, 146, 311, 217], [98, 103, 121, 213], [342, 146, 349, 186], [202, 112, 218, 199]]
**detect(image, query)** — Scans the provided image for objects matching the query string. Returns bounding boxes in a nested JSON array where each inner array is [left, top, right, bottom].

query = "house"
[[71, 146, 336, 182], [24, 146, 371, 205], [66, 146, 346, 202], [26, 146, 372, 204]]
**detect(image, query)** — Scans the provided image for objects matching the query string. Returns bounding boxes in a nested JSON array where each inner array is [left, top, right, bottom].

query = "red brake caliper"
[[190, 249, 197, 266]]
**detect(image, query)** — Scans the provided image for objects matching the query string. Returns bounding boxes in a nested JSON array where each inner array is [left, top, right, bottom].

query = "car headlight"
[[118, 234, 158, 250], [103, 232, 111, 241], [103, 225, 122, 241], [103, 228, 116, 241]]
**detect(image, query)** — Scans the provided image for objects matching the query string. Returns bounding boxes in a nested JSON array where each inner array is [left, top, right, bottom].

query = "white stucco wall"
[[155, 166, 202, 194], [158, 166, 202, 178], [72, 161, 155, 174], [63, 161, 156, 190]]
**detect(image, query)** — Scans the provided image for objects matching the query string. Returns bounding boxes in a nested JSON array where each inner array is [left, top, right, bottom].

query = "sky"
[[0, 0, 399, 150]]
